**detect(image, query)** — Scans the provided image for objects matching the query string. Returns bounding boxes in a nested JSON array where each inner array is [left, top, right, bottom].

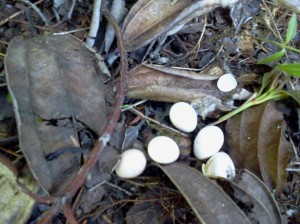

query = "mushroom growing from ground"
[[217, 73, 237, 92], [147, 136, 180, 164], [169, 102, 198, 133], [193, 125, 224, 160], [115, 149, 147, 178], [202, 152, 236, 180]]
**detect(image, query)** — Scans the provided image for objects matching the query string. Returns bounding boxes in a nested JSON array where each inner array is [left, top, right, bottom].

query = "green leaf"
[[258, 49, 286, 64], [285, 13, 297, 44], [259, 71, 275, 94], [5, 94, 12, 104], [277, 63, 300, 77], [286, 90, 300, 104]]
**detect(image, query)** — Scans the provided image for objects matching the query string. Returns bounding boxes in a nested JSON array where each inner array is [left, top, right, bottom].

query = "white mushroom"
[[193, 125, 224, 160], [147, 136, 180, 164], [202, 152, 236, 180], [115, 149, 147, 178], [217, 73, 237, 92], [169, 102, 198, 133]]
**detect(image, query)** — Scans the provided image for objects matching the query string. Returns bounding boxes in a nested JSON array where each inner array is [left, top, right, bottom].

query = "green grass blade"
[[285, 13, 297, 44], [277, 63, 300, 77], [259, 71, 275, 94], [258, 49, 285, 64]]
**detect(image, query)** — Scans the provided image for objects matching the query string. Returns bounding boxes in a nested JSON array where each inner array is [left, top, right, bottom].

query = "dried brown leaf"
[[276, 122, 292, 193], [122, 0, 238, 51], [225, 113, 244, 169], [225, 181, 274, 223], [127, 65, 233, 117], [159, 163, 251, 223], [258, 101, 285, 190], [239, 103, 265, 177], [226, 101, 293, 194], [234, 169, 283, 224], [5, 35, 113, 195], [122, 0, 193, 51]]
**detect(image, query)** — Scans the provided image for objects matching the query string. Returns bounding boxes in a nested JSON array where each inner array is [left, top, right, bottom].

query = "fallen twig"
[[21, 0, 49, 26], [86, 0, 102, 47]]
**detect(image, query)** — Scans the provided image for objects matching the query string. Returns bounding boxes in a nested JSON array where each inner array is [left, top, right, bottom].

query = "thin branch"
[[37, 202, 60, 224], [17, 180, 56, 204], [21, 0, 49, 26], [62, 8, 128, 197], [68, 0, 77, 20], [63, 202, 78, 224]]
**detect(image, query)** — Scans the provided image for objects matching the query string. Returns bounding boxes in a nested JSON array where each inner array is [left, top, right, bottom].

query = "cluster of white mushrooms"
[[116, 73, 237, 179]]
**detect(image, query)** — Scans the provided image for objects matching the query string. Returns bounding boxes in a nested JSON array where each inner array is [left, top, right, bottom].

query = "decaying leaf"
[[159, 162, 251, 223], [224, 181, 274, 223], [5, 35, 113, 195], [239, 103, 265, 177], [225, 113, 244, 169], [226, 101, 292, 193], [234, 170, 283, 224], [122, 0, 193, 51], [122, 0, 239, 51], [127, 64, 233, 117], [258, 101, 289, 190], [0, 155, 37, 224]]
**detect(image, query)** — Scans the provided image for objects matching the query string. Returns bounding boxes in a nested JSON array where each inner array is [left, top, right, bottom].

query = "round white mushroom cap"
[[169, 102, 197, 132], [193, 125, 224, 160], [148, 136, 180, 164], [115, 149, 147, 178], [217, 73, 237, 92], [202, 152, 236, 180]]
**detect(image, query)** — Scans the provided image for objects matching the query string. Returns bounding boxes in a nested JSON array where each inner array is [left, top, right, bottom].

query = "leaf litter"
[[0, 0, 299, 223]]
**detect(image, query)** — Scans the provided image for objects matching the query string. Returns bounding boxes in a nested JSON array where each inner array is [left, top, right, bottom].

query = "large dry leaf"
[[122, 0, 193, 51], [122, 0, 238, 51], [225, 113, 244, 169], [239, 103, 265, 177], [258, 101, 288, 191], [127, 64, 233, 117], [226, 101, 292, 193], [0, 155, 37, 224], [5, 35, 113, 195], [224, 181, 273, 223], [159, 163, 251, 223], [234, 170, 283, 224], [276, 122, 291, 193]]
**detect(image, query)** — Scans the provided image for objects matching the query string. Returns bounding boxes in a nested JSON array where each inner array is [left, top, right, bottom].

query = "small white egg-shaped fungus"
[[193, 125, 224, 160], [202, 152, 236, 180], [115, 149, 147, 178], [148, 136, 180, 164], [217, 73, 237, 92], [169, 102, 197, 132]]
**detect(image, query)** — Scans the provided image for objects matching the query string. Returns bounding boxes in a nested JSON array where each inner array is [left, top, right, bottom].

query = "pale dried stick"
[[86, 0, 102, 47]]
